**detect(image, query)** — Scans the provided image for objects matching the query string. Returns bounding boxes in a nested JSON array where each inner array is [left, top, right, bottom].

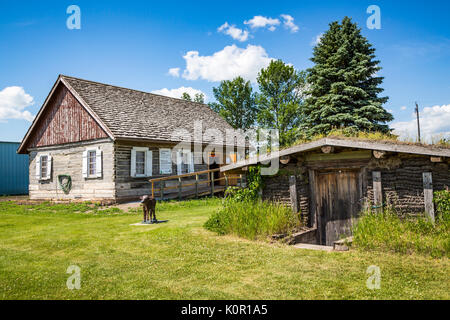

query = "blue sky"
[[1, 0, 449, 142]]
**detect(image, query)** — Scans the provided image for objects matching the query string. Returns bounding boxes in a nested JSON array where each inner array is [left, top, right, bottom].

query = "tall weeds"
[[204, 200, 300, 240], [353, 209, 449, 258]]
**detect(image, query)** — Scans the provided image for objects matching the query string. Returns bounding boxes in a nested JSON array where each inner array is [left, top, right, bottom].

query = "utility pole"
[[415, 102, 421, 143]]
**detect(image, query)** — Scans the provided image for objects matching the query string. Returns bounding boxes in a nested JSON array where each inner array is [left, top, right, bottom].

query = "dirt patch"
[[98, 201, 142, 213], [0, 195, 29, 202]]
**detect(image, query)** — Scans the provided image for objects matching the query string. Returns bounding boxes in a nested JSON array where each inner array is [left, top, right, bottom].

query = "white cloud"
[[168, 67, 180, 77], [281, 14, 299, 33], [400, 106, 407, 110], [392, 104, 450, 142], [151, 87, 207, 102], [218, 22, 249, 42], [181, 44, 274, 83], [0, 86, 35, 122], [244, 16, 280, 31], [311, 33, 323, 46]]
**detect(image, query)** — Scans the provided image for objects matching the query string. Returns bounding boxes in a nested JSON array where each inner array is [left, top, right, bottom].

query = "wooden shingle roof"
[[18, 75, 234, 153], [61, 75, 233, 142]]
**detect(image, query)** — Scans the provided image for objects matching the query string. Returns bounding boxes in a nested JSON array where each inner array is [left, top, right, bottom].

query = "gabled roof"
[[221, 138, 450, 172], [18, 75, 233, 153]]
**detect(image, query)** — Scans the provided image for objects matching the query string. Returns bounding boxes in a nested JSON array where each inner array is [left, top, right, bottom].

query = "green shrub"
[[353, 209, 450, 258], [204, 200, 300, 240], [434, 190, 450, 216]]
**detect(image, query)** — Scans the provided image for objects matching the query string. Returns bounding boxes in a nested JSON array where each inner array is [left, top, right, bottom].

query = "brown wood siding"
[[26, 83, 108, 149]]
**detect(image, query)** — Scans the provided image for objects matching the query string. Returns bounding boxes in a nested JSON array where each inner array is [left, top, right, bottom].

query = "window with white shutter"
[[131, 147, 152, 177], [83, 147, 102, 179], [159, 148, 172, 175], [36, 154, 52, 181], [176, 149, 193, 175]]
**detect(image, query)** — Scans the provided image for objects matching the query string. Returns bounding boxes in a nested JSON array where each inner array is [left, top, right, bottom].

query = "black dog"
[[140, 195, 157, 223]]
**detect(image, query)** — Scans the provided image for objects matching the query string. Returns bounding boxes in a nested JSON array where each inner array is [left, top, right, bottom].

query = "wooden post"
[[210, 171, 215, 196], [289, 175, 298, 213], [372, 171, 382, 213], [160, 181, 164, 201], [239, 174, 243, 187], [178, 177, 182, 201], [224, 173, 229, 190], [195, 174, 199, 198], [423, 172, 435, 223], [151, 181, 154, 198]]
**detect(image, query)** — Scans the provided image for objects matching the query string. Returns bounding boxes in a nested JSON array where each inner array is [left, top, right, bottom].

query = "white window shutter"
[[146, 150, 152, 177], [82, 150, 88, 178], [176, 150, 182, 175], [189, 152, 194, 173], [159, 148, 172, 174], [36, 155, 41, 180], [130, 148, 136, 177], [96, 148, 102, 178], [45, 155, 52, 180]]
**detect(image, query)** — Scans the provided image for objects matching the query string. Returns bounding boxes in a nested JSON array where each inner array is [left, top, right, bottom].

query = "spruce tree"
[[302, 17, 393, 136]]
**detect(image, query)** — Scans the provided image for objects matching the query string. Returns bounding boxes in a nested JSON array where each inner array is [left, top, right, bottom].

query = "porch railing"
[[148, 168, 243, 200]]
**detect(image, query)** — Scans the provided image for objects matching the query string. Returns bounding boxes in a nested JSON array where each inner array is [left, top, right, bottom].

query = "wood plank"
[[423, 172, 435, 222], [305, 150, 372, 162], [372, 171, 382, 212], [289, 175, 298, 213], [26, 84, 108, 150]]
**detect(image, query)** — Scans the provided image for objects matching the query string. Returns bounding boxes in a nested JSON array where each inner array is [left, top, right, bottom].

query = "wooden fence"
[[148, 168, 243, 200]]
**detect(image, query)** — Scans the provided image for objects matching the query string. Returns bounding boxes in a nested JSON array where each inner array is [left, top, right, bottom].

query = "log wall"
[[262, 152, 450, 222], [366, 154, 450, 215], [28, 139, 115, 200], [262, 163, 310, 224], [114, 140, 208, 200]]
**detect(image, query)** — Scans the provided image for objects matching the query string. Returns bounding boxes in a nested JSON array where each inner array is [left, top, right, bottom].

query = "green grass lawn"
[[0, 199, 448, 300]]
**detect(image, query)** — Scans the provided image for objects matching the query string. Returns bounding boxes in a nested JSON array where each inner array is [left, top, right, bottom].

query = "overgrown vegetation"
[[204, 166, 301, 240], [290, 127, 450, 148], [434, 190, 450, 216], [353, 209, 450, 258], [204, 200, 299, 240]]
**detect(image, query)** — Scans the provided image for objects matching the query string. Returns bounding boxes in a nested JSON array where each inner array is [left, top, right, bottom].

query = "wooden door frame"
[[308, 163, 367, 244]]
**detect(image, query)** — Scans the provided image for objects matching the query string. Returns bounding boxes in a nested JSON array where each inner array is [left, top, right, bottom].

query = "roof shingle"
[[61, 75, 233, 143]]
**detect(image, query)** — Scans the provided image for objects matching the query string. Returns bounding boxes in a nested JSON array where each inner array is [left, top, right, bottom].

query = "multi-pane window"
[[40, 155, 48, 179], [88, 150, 96, 176], [181, 152, 189, 174], [177, 151, 193, 175], [135, 151, 146, 175]]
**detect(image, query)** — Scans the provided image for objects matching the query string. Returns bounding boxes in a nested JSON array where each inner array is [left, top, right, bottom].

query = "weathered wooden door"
[[315, 169, 361, 246]]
